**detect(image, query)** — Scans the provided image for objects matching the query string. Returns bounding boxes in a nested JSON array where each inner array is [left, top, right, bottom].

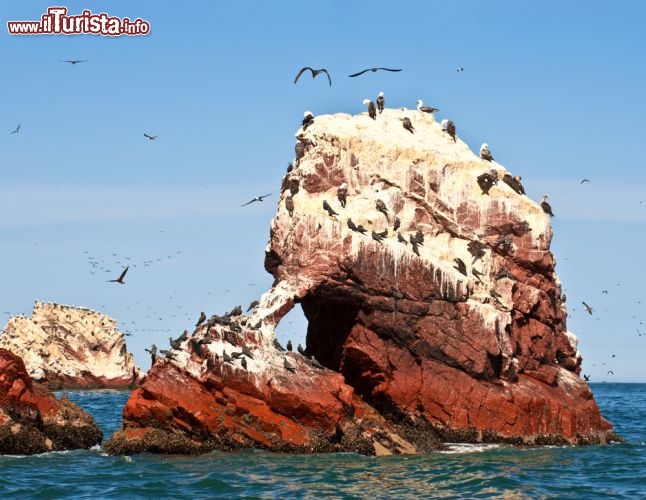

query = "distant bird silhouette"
[[9, 124, 20, 135], [371, 230, 385, 243], [397, 232, 408, 244], [607, 370, 614, 375], [580, 178, 590, 184], [456, 67, 465, 72], [143, 133, 158, 140], [242, 345, 254, 359], [540, 194, 554, 217], [323, 200, 339, 217], [241, 356, 248, 371], [348, 67, 401, 77], [59, 59, 87, 65], [294, 67, 331, 86], [242, 193, 272, 206], [402, 117, 414, 134], [108, 266, 129, 284], [393, 217, 401, 231], [582, 301, 593, 315], [583, 374, 590, 381]]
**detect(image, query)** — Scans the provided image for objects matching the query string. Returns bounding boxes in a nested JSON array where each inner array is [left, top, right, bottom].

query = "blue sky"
[[1, 1, 645, 381]]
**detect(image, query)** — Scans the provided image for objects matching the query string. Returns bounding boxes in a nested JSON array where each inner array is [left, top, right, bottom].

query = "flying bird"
[[294, 67, 331, 86], [242, 193, 272, 206], [580, 178, 590, 184], [59, 59, 87, 65], [363, 99, 377, 120], [9, 124, 20, 134], [348, 67, 401, 77], [108, 266, 129, 284], [456, 67, 465, 72], [377, 92, 385, 114], [143, 133, 158, 140], [480, 143, 494, 162], [402, 117, 414, 134], [540, 194, 554, 217], [416, 99, 439, 114], [582, 301, 593, 315]]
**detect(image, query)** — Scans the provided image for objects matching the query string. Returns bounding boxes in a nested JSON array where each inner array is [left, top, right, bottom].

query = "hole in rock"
[[273, 305, 308, 352]]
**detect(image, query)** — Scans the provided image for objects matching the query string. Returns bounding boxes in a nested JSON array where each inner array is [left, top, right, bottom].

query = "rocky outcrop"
[[0, 348, 102, 454], [106, 109, 617, 455], [0, 301, 143, 389]]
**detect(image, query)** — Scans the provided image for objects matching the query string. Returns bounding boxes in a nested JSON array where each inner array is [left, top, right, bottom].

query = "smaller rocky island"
[[0, 348, 103, 454], [0, 301, 143, 390]]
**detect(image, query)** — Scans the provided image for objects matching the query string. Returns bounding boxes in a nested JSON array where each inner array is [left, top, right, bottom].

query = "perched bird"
[[496, 267, 516, 281], [297, 344, 305, 355], [143, 133, 158, 140], [397, 232, 408, 244], [9, 124, 20, 135], [502, 174, 525, 195], [169, 336, 182, 350], [348, 67, 402, 77], [472, 268, 485, 283], [476, 171, 498, 195], [540, 194, 554, 217], [416, 99, 439, 114], [287, 340, 293, 352], [363, 99, 377, 120], [285, 194, 294, 217], [410, 240, 420, 256], [273, 338, 286, 352], [441, 119, 456, 142], [453, 258, 467, 276], [480, 143, 494, 161], [145, 344, 157, 361], [375, 199, 390, 222], [196, 311, 206, 326], [582, 301, 593, 315], [355, 224, 368, 234], [323, 200, 339, 217], [309, 356, 325, 369], [412, 230, 424, 245], [347, 218, 363, 233], [302, 111, 315, 130], [59, 59, 87, 65], [241, 356, 248, 371], [371, 230, 385, 243], [242, 345, 254, 359], [294, 67, 331, 86], [402, 117, 414, 134], [337, 183, 348, 208], [242, 193, 272, 206], [393, 217, 401, 231], [222, 350, 233, 364], [108, 266, 129, 284], [377, 91, 385, 114], [467, 239, 486, 264], [284, 357, 296, 373], [246, 300, 259, 312]]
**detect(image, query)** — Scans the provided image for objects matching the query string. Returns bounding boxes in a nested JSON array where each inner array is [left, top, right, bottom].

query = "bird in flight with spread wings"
[[242, 194, 272, 206], [348, 67, 401, 78], [294, 67, 332, 86]]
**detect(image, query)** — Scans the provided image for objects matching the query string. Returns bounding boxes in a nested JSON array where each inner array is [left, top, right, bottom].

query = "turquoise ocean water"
[[1, 383, 644, 498]]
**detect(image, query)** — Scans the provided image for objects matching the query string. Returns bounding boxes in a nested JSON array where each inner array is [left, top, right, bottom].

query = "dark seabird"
[[337, 183, 348, 208], [273, 338, 286, 351], [297, 344, 305, 355], [582, 301, 593, 315], [10, 124, 20, 135], [242, 193, 272, 206], [302, 111, 315, 130], [246, 300, 259, 312], [493, 235, 513, 253], [287, 340, 293, 352], [347, 218, 360, 232], [377, 228, 388, 238], [457, 67, 464, 72], [222, 350, 233, 364], [416, 99, 439, 114], [169, 336, 182, 350], [467, 240, 486, 264], [295, 141, 305, 164], [242, 345, 254, 359], [377, 92, 385, 114], [285, 194, 294, 217], [580, 178, 590, 184], [323, 200, 338, 217], [59, 59, 87, 65], [480, 143, 494, 162], [472, 268, 485, 283], [397, 232, 408, 244], [375, 199, 390, 222], [355, 224, 368, 234], [393, 217, 401, 231], [145, 344, 157, 361], [225, 331, 238, 346], [607, 370, 614, 375], [363, 99, 377, 120], [309, 356, 325, 369], [284, 357, 296, 373], [490, 289, 503, 300], [348, 67, 402, 77], [540, 194, 554, 217], [441, 119, 456, 142], [231, 351, 243, 359], [502, 174, 525, 195], [371, 231, 385, 243], [241, 356, 248, 371], [583, 374, 590, 382], [143, 133, 158, 140], [411, 230, 424, 246], [108, 266, 129, 284], [476, 171, 498, 195], [294, 67, 331, 86], [228, 304, 243, 317], [453, 258, 467, 276], [196, 311, 206, 326], [496, 267, 516, 281], [402, 117, 414, 134], [410, 240, 420, 256]]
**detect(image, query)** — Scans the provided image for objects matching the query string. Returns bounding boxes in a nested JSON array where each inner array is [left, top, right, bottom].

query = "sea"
[[0, 383, 644, 499]]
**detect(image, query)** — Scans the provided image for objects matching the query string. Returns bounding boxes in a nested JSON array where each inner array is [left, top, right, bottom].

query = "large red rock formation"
[[0, 301, 143, 389], [106, 109, 618, 455], [0, 348, 102, 454]]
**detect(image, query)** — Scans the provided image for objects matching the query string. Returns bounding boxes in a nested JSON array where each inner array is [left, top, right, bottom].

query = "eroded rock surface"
[[0, 301, 143, 389], [0, 348, 102, 454], [106, 109, 617, 455]]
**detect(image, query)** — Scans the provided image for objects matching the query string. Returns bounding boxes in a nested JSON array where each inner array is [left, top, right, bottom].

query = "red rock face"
[[0, 349, 103, 454], [106, 111, 617, 455]]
